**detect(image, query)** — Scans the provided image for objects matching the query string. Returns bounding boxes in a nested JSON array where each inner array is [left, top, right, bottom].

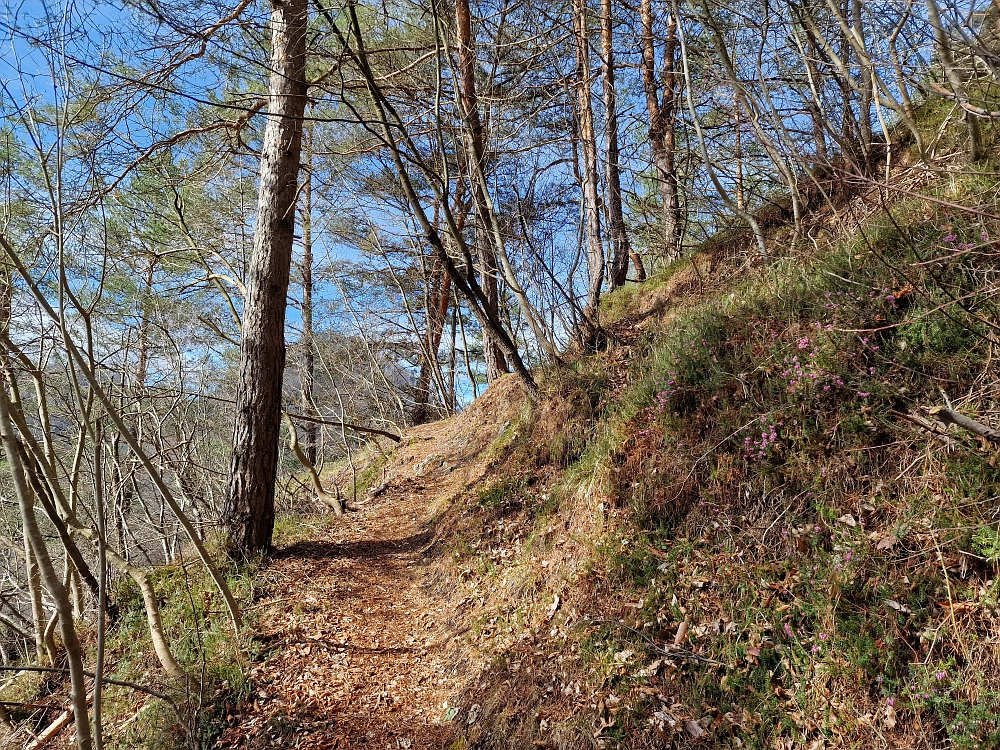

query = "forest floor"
[[214, 380, 523, 750]]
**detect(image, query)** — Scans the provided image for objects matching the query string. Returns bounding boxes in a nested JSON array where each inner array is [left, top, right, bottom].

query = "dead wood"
[[892, 409, 956, 445], [928, 406, 1000, 444], [283, 412, 344, 515], [24, 692, 93, 750]]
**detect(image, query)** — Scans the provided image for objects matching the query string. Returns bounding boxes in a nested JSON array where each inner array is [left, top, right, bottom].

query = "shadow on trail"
[[273, 530, 432, 561]]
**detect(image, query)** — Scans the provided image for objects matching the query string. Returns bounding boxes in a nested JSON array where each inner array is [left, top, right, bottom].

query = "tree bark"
[[85, 532, 184, 677], [573, 0, 605, 328], [23, 536, 47, 664], [672, 0, 769, 260], [851, 0, 874, 169], [454, 0, 510, 382], [837, 0, 863, 170], [11, 423, 184, 677], [600, 0, 635, 290], [0, 386, 92, 750], [412, 263, 451, 425], [300, 131, 318, 466], [324, 2, 539, 396], [223, 0, 308, 557], [929, 406, 1000, 443], [640, 0, 682, 261], [803, 37, 830, 166], [925, 0, 985, 161], [734, 101, 745, 211]]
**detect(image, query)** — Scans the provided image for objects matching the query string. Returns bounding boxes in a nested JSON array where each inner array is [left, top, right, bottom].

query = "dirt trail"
[[216, 379, 523, 750]]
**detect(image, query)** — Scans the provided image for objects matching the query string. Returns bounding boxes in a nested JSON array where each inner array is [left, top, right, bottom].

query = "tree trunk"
[[223, 0, 308, 557], [640, 0, 682, 261], [925, 0, 985, 161], [329, 3, 539, 396], [412, 264, 451, 425], [414, 193, 468, 424], [300, 132, 318, 466], [802, 30, 830, 166], [0, 399, 92, 749], [454, 0, 509, 383], [837, 0, 862, 171], [734, 101, 745, 211], [479, 255, 508, 381], [0, 274, 86, 736], [23, 538, 47, 664], [136, 260, 154, 391], [851, 0, 873, 170], [601, 0, 635, 290], [573, 0, 605, 328]]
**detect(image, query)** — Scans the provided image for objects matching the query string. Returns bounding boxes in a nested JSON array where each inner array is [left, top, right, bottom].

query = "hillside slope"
[[343, 158, 1000, 750], [213, 112, 1000, 750]]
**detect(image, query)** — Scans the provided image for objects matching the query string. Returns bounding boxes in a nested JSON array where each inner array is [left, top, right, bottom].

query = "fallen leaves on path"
[[215, 500, 459, 750], [215, 379, 526, 750]]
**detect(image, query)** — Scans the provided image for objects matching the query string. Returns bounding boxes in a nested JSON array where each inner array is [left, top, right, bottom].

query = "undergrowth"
[[98, 552, 260, 749]]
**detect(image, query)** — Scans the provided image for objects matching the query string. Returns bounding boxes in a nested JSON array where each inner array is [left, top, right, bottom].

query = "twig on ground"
[[574, 618, 727, 667], [0, 666, 177, 713], [928, 405, 1000, 444]]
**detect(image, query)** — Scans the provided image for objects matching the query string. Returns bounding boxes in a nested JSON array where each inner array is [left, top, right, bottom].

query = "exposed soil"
[[215, 378, 526, 750]]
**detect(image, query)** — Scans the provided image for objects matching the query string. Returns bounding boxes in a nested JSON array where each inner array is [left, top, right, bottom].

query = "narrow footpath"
[[215, 490, 456, 750], [215, 380, 521, 750]]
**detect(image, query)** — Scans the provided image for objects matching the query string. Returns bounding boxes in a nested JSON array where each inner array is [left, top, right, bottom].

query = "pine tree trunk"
[[223, 0, 308, 557], [601, 0, 634, 290], [573, 0, 605, 326], [454, 0, 509, 383], [640, 0, 681, 261], [334, 2, 539, 396], [413, 267, 451, 425], [479, 255, 508, 381]]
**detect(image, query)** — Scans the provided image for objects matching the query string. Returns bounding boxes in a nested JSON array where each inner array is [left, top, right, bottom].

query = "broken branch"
[[928, 406, 1000, 444]]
